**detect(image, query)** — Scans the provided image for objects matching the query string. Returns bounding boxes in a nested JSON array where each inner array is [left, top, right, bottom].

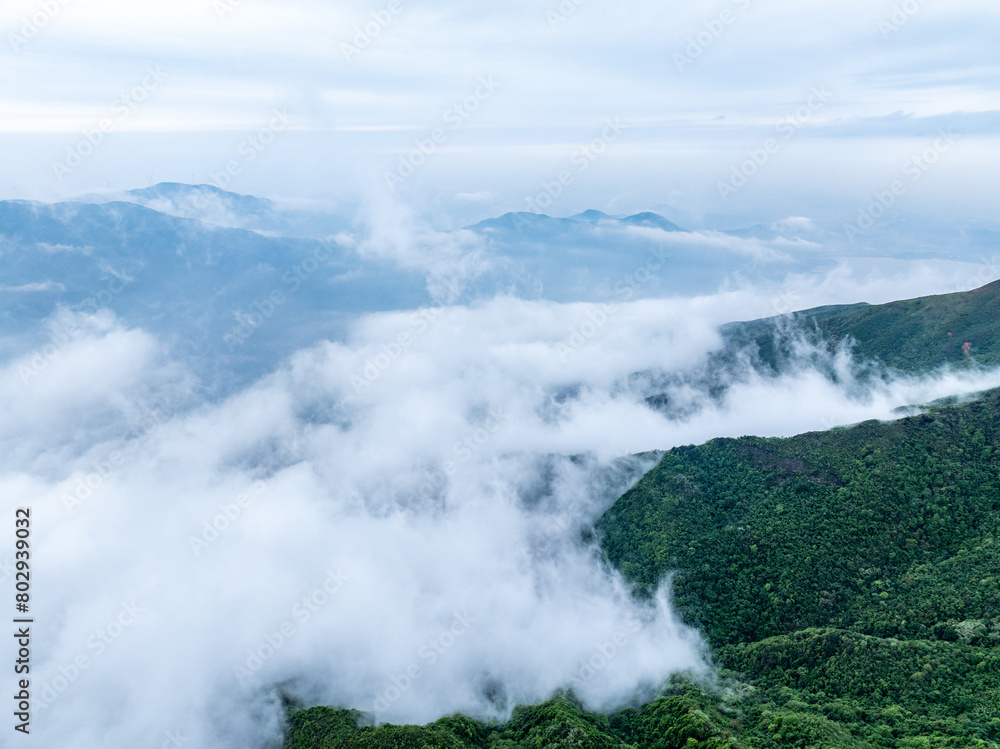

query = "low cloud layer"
[[3, 271, 1000, 747]]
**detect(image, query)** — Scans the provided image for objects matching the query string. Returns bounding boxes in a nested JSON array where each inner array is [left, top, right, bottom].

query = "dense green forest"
[[598, 387, 1000, 747], [284, 283, 1000, 749]]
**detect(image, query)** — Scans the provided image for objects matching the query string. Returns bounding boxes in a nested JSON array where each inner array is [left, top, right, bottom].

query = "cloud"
[[772, 216, 817, 233], [811, 110, 1000, 138], [3, 0, 998, 225], [352, 194, 497, 302], [616, 224, 800, 262], [454, 191, 496, 203], [0, 280, 65, 291], [3, 263, 1000, 747]]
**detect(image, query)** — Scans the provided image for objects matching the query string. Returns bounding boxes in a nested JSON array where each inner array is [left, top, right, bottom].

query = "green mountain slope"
[[600, 391, 1000, 647], [722, 279, 1000, 373], [284, 388, 1000, 749], [596, 388, 1000, 747], [284, 284, 1000, 749], [284, 688, 740, 749]]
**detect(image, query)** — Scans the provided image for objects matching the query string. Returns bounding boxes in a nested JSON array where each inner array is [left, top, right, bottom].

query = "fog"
[[2, 261, 1000, 748]]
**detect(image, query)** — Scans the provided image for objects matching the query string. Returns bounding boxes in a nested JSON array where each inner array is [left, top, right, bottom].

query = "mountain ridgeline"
[[284, 281, 1000, 748], [633, 281, 1000, 423], [0, 183, 844, 388], [721, 279, 1000, 374]]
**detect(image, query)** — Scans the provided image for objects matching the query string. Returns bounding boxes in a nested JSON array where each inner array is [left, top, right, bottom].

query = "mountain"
[[284, 387, 1000, 749], [619, 211, 683, 231], [0, 194, 427, 387], [596, 387, 1000, 747], [462, 209, 825, 302], [0, 187, 848, 389], [281, 282, 1000, 749], [83, 182, 352, 237], [628, 280, 1000, 423], [465, 210, 681, 235], [722, 278, 1000, 373]]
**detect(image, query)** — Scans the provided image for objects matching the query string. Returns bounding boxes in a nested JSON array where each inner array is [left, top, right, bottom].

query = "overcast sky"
[[2, 0, 998, 224], [3, 6, 1000, 745]]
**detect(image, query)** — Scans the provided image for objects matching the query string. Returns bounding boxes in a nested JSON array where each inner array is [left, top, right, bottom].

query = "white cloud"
[[1, 0, 997, 222], [0, 280, 65, 291], [2, 265, 1000, 746], [616, 224, 798, 262]]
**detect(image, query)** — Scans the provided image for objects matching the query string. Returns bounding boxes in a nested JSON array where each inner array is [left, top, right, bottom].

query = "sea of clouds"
[[2, 255, 1000, 748]]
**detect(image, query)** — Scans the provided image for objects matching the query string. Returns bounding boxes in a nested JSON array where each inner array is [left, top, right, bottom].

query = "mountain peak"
[[619, 212, 683, 231], [123, 182, 275, 215], [570, 209, 614, 222]]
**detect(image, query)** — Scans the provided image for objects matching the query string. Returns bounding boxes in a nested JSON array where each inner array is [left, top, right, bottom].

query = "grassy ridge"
[[722, 279, 1000, 373]]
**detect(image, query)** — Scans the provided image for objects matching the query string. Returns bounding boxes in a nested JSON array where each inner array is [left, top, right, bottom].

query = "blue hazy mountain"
[[0, 193, 427, 388], [462, 209, 826, 301], [1, 184, 844, 386], [85, 182, 352, 238], [466, 209, 682, 236]]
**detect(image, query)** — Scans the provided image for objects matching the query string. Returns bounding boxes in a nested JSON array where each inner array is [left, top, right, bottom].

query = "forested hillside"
[[600, 390, 1000, 647], [284, 285, 1000, 749], [285, 388, 1000, 748], [598, 387, 1000, 747]]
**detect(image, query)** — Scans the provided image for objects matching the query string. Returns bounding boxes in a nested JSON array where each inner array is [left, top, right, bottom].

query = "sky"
[[1, 0, 999, 227], [2, 3, 1000, 747]]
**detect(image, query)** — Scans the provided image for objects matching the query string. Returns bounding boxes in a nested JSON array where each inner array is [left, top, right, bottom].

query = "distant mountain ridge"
[[0, 193, 427, 387], [81, 182, 350, 237], [4, 184, 996, 395], [466, 209, 683, 234]]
